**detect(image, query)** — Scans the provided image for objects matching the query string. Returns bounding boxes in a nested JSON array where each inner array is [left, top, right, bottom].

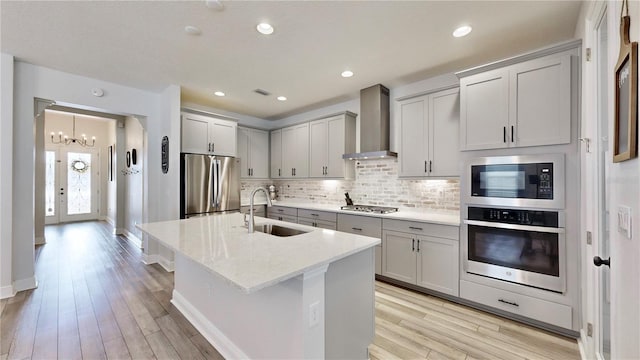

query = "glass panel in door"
[[58, 148, 99, 223]]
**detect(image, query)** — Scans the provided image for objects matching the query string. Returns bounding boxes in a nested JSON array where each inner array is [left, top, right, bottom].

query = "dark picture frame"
[[126, 151, 131, 168], [108, 145, 114, 181], [614, 15, 638, 162]]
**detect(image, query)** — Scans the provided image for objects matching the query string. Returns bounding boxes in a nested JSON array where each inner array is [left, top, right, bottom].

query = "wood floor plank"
[[145, 331, 180, 359], [375, 323, 432, 357], [156, 314, 206, 360], [189, 334, 225, 360], [368, 343, 404, 360], [373, 334, 426, 359]]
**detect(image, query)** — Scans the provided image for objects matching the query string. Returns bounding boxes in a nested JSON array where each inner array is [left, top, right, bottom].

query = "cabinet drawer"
[[337, 214, 382, 238], [267, 206, 297, 217], [267, 214, 297, 224], [297, 209, 337, 223], [382, 219, 458, 240], [460, 280, 572, 329], [298, 218, 336, 230], [240, 205, 266, 216]]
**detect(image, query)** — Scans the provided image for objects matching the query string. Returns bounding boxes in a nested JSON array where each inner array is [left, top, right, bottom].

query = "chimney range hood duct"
[[343, 84, 397, 160]]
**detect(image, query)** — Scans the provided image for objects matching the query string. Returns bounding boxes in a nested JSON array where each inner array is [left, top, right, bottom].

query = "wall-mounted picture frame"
[[161, 136, 169, 174], [614, 15, 638, 162], [126, 150, 131, 168], [108, 145, 114, 181]]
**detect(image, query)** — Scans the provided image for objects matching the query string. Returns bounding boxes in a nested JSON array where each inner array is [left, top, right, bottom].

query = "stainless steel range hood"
[[343, 84, 397, 160]]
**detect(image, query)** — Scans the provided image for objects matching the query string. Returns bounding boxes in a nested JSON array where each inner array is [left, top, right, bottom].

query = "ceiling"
[[1, 1, 583, 120]]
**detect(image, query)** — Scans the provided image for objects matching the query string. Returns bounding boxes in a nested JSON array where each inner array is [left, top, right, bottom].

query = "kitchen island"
[[137, 213, 380, 359]]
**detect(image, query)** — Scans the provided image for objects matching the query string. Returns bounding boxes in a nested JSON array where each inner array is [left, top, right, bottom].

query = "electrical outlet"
[[309, 301, 320, 328]]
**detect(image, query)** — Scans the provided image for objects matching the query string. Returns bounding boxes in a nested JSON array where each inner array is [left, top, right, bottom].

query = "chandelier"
[[50, 115, 95, 147]]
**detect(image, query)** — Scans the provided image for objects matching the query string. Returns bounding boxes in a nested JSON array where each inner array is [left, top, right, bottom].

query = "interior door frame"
[[583, 2, 611, 359]]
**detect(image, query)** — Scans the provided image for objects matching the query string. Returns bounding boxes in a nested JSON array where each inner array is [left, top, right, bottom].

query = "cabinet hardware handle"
[[412, 239, 415, 251], [292, 168, 294, 176], [248, 168, 251, 176], [498, 299, 519, 307], [208, 143, 211, 152], [429, 161, 432, 173], [351, 227, 362, 231], [311, 213, 319, 217], [409, 226, 423, 231], [277, 209, 284, 212], [417, 239, 420, 252], [503, 127, 506, 143], [424, 161, 427, 173], [278, 216, 283, 221], [212, 143, 214, 152], [278, 168, 281, 177], [511, 126, 514, 142]]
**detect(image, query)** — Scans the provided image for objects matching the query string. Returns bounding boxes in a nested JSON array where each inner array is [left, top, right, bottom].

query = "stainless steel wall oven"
[[464, 206, 566, 293]]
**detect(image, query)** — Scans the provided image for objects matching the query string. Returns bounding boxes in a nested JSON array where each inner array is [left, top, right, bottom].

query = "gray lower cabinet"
[[337, 214, 382, 275], [297, 209, 337, 230], [267, 205, 297, 223], [382, 220, 459, 296], [240, 205, 266, 217]]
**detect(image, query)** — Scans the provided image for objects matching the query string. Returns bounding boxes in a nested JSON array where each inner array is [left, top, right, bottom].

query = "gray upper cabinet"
[[309, 113, 356, 179], [399, 87, 459, 177], [238, 126, 269, 179], [281, 123, 309, 178], [270, 129, 282, 178], [459, 53, 572, 151], [181, 112, 237, 156]]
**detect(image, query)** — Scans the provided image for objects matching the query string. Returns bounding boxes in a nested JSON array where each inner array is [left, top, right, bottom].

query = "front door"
[[45, 147, 99, 224]]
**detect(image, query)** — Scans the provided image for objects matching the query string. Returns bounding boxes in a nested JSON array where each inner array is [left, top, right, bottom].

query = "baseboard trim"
[[13, 276, 37, 292], [34, 236, 46, 245], [113, 227, 125, 235], [123, 229, 142, 249], [141, 253, 175, 273], [578, 329, 589, 360], [0, 285, 16, 299], [171, 290, 248, 359]]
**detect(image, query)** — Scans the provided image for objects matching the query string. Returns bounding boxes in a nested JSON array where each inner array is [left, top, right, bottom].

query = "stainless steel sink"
[[254, 224, 309, 237]]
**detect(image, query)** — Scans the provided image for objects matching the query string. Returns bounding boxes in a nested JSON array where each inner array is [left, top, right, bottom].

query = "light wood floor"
[[1, 221, 580, 359]]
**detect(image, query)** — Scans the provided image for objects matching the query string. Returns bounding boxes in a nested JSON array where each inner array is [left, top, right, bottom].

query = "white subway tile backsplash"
[[241, 158, 459, 212]]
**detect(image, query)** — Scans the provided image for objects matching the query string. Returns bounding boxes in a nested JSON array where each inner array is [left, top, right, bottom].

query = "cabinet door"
[[270, 130, 282, 178], [250, 129, 269, 178], [382, 230, 417, 284], [399, 96, 428, 177], [430, 88, 460, 177], [283, 123, 309, 177], [209, 119, 237, 156], [309, 119, 328, 177], [416, 236, 459, 296], [460, 69, 509, 150], [510, 55, 571, 148], [181, 115, 210, 154], [237, 127, 251, 178], [326, 115, 347, 177]]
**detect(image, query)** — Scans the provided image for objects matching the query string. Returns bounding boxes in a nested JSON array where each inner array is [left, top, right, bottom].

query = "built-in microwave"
[[465, 154, 565, 209]]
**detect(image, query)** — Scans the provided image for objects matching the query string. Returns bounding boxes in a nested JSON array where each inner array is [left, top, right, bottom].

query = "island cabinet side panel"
[[324, 247, 376, 359], [172, 254, 306, 359]]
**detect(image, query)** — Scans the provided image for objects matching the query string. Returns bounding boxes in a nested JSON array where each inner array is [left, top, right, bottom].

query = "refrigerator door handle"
[[209, 160, 218, 208], [215, 160, 222, 208]]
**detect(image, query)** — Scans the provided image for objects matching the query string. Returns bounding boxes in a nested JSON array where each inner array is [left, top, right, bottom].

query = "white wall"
[[124, 116, 145, 240], [605, 1, 640, 358], [0, 53, 14, 298], [6, 60, 180, 293]]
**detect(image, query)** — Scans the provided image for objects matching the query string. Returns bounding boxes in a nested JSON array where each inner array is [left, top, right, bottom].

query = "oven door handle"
[[463, 219, 565, 234]]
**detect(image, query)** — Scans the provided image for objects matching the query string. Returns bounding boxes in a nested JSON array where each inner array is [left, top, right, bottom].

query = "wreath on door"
[[70, 159, 89, 173]]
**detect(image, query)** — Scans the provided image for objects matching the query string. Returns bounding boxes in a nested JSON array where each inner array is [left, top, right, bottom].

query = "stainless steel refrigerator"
[[180, 153, 241, 218]]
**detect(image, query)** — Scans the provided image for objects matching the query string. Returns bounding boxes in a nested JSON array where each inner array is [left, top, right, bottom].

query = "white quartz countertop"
[[267, 201, 460, 226], [137, 213, 380, 294]]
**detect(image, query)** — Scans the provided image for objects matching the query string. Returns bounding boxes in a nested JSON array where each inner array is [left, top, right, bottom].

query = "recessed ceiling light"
[[214, 91, 225, 97], [184, 25, 202, 36], [453, 25, 472, 38], [256, 23, 274, 35], [341, 70, 354, 78], [277, 96, 287, 101]]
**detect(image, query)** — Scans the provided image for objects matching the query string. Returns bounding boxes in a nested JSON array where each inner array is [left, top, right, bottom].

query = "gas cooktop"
[[340, 205, 399, 214]]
